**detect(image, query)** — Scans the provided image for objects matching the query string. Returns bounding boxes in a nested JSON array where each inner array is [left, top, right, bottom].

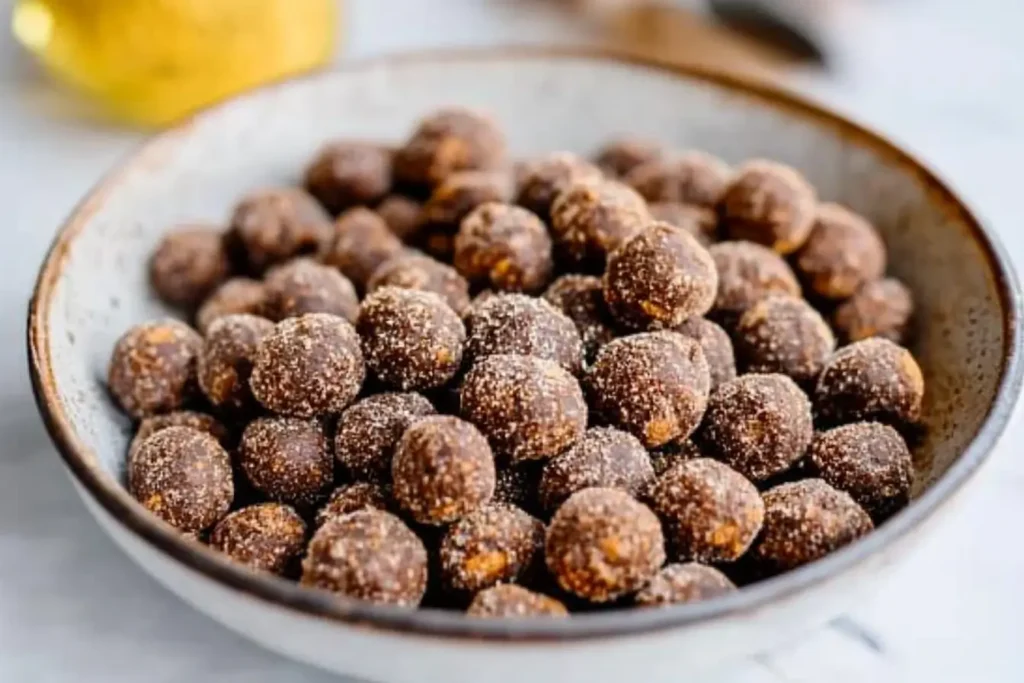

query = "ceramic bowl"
[[28, 49, 1023, 683]]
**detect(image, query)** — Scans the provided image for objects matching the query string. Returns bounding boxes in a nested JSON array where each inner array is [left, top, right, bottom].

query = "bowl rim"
[[27, 46, 1023, 643]]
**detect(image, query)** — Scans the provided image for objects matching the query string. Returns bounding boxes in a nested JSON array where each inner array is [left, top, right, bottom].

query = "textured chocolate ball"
[[149, 225, 230, 308], [550, 178, 650, 268], [376, 194, 425, 240], [625, 152, 731, 207], [833, 278, 914, 345], [321, 207, 405, 291], [303, 141, 392, 214], [467, 584, 569, 618], [648, 201, 718, 246], [439, 504, 545, 593], [603, 222, 718, 329], [301, 510, 428, 606], [225, 187, 334, 273], [392, 415, 496, 525], [393, 108, 506, 188], [671, 317, 736, 388], [108, 320, 203, 419], [422, 170, 512, 231], [701, 374, 813, 481], [734, 295, 836, 385], [545, 488, 665, 603], [250, 313, 365, 417], [263, 258, 359, 323], [754, 479, 873, 571], [515, 152, 603, 219], [129, 426, 234, 533], [585, 332, 710, 448], [542, 275, 617, 363], [197, 313, 273, 414], [718, 160, 817, 254], [334, 392, 436, 482], [210, 503, 307, 576], [814, 338, 924, 425], [368, 251, 471, 316], [129, 410, 228, 458], [315, 482, 393, 528], [239, 417, 333, 508], [808, 422, 913, 520], [593, 137, 663, 179], [635, 563, 736, 607], [195, 277, 267, 333], [454, 202, 553, 293], [357, 287, 466, 391], [647, 458, 764, 563], [540, 427, 654, 512], [707, 241, 802, 328], [461, 354, 588, 463], [794, 203, 887, 300], [464, 293, 584, 374]]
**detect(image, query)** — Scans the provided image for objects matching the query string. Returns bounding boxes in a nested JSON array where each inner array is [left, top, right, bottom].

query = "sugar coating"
[[422, 170, 512, 230], [368, 251, 471, 316], [648, 458, 764, 563], [334, 392, 436, 482], [239, 416, 333, 508], [814, 338, 924, 425], [263, 258, 359, 323], [108, 319, 203, 419], [603, 222, 718, 329], [545, 487, 665, 603], [833, 278, 914, 345], [439, 503, 545, 593], [540, 427, 654, 512], [648, 202, 718, 246], [515, 152, 603, 219], [148, 225, 230, 308], [129, 410, 227, 458], [461, 354, 588, 463], [467, 584, 568, 618], [734, 295, 835, 385], [128, 426, 233, 533], [671, 317, 736, 388], [593, 137, 663, 179], [649, 440, 706, 477], [197, 313, 274, 414], [708, 241, 801, 327], [321, 207, 404, 290], [465, 293, 584, 374], [635, 562, 736, 607], [316, 482, 393, 528], [795, 203, 887, 300], [250, 313, 364, 417], [301, 509, 428, 606], [542, 275, 617, 363], [376, 194, 425, 241], [454, 202, 553, 293], [754, 479, 873, 571], [225, 187, 334, 273], [210, 503, 307, 576], [195, 277, 267, 333], [718, 159, 817, 254], [625, 152, 731, 207], [303, 140, 392, 214], [392, 415, 496, 525], [585, 332, 710, 448], [393, 107, 506, 188], [550, 178, 650, 267]]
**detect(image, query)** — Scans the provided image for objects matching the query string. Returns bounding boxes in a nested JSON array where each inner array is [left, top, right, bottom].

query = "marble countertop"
[[2, 1, 1022, 681]]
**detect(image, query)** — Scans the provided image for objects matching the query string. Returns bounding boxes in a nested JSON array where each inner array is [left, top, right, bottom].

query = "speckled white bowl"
[[28, 49, 1023, 683]]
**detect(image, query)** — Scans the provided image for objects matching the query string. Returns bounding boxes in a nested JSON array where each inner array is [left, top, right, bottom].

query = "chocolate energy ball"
[[439, 504, 545, 593], [515, 152, 604, 219], [321, 207, 405, 291], [334, 392, 435, 482], [754, 479, 873, 572], [718, 160, 817, 254], [357, 287, 466, 391], [301, 509, 428, 606], [545, 488, 665, 603], [648, 202, 718, 246], [226, 187, 335, 274], [647, 458, 764, 563], [734, 295, 836, 385], [625, 152, 731, 207], [671, 317, 736, 389], [262, 258, 359, 323], [540, 427, 654, 512], [467, 584, 569, 618], [315, 482, 393, 528], [149, 225, 230, 309], [129, 410, 228, 457], [393, 415, 496, 525], [422, 170, 512, 231], [129, 426, 234, 533], [461, 354, 588, 463], [701, 373, 813, 481], [808, 422, 913, 520], [210, 503, 307, 576], [249, 313, 364, 417], [649, 440, 705, 477], [542, 275, 617, 363], [603, 222, 718, 329], [197, 313, 274, 414], [376, 194, 425, 241], [108, 320, 203, 419], [593, 137, 663, 179], [549, 178, 651, 268], [585, 332, 710, 448], [833, 277, 914, 345], [239, 416, 333, 508], [454, 202, 554, 293], [814, 338, 924, 426], [794, 203, 887, 300], [464, 293, 584, 375], [393, 108, 506, 188], [708, 240, 802, 328], [195, 277, 267, 333], [303, 141, 392, 214], [635, 563, 736, 607], [367, 251, 471, 317]]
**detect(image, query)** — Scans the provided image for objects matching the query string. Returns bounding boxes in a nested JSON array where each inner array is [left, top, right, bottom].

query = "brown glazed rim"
[[27, 47, 1023, 643]]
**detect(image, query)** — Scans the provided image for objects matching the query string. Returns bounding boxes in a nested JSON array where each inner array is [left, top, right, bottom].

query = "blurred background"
[[2, 1, 1023, 681]]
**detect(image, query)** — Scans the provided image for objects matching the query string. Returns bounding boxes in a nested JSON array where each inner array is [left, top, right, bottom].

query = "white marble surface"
[[2, 0, 1023, 681]]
